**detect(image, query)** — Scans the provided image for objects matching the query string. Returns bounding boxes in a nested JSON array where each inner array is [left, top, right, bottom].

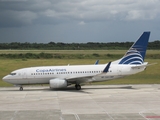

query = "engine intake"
[[50, 78, 67, 89]]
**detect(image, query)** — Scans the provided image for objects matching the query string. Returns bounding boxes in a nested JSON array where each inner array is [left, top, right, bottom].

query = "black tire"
[[20, 87, 23, 91], [75, 84, 81, 90]]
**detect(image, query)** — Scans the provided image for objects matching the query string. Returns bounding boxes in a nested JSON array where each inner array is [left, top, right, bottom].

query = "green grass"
[[0, 50, 159, 55], [0, 50, 160, 59], [0, 50, 160, 87]]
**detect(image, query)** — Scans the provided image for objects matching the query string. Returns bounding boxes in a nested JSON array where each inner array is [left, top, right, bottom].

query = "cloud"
[[79, 21, 86, 25], [0, 0, 160, 27]]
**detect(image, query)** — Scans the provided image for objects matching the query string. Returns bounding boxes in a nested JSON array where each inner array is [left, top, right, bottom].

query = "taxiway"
[[0, 85, 160, 120]]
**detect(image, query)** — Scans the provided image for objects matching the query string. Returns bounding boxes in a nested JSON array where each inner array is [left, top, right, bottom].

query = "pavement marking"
[[139, 111, 150, 120], [88, 91, 115, 120], [74, 114, 80, 120], [146, 116, 160, 118], [10, 111, 18, 120]]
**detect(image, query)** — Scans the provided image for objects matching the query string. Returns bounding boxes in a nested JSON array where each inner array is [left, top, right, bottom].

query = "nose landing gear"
[[19, 86, 23, 91]]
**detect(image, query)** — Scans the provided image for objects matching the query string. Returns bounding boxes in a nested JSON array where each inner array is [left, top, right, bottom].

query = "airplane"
[[3, 32, 151, 91]]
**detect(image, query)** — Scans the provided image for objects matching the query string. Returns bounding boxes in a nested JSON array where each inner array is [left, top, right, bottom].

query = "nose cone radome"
[[2, 75, 9, 82]]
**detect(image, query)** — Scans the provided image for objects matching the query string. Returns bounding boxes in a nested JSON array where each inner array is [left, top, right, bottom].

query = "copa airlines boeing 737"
[[3, 32, 151, 91]]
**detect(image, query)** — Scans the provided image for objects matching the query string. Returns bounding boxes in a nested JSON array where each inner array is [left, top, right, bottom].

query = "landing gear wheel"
[[20, 87, 23, 91], [75, 84, 81, 90]]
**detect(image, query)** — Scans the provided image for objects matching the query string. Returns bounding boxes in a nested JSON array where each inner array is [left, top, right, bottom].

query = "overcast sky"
[[0, 0, 160, 43]]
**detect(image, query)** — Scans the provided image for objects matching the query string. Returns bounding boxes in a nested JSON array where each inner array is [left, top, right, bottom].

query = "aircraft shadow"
[[82, 85, 136, 90], [0, 85, 137, 94]]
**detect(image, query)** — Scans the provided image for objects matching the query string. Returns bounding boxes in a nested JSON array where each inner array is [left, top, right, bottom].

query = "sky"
[[0, 0, 160, 43]]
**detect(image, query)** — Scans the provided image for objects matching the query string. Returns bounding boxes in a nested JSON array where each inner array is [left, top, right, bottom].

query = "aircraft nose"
[[2, 75, 9, 82]]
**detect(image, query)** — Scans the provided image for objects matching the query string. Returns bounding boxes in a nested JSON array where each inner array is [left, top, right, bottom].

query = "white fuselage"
[[3, 63, 146, 85]]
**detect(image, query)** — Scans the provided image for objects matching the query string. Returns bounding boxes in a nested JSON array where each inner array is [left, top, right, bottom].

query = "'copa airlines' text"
[[36, 69, 66, 72]]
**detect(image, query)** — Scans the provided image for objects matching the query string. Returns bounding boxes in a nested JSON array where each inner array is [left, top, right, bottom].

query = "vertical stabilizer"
[[113, 32, 150, 65]]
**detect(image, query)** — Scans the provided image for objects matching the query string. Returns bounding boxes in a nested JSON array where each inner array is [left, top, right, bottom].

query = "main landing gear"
[[75, 84, 81, 90], [19, 86, 23, 91]]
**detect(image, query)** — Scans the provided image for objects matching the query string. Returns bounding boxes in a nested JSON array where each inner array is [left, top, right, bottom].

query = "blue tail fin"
[[116, 32, 150, 65]]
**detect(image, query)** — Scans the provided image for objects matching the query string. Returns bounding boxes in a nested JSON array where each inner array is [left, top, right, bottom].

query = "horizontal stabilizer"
[[103, 62, 111, 72], [146, 63, 157, 66], [131, 62, 157, 69]]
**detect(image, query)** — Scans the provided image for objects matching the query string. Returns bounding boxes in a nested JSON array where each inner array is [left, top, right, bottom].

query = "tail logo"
[[112, 32, 150, 65], [119, 48, 143, 64]]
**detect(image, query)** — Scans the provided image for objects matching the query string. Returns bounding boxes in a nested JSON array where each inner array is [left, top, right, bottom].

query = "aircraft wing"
[[66, 76, 93, 84], [66, 62, 111, 84]]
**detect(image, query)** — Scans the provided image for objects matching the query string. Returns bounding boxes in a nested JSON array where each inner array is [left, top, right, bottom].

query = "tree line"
[[0, 40, 160, 50], [0, 52, 160, 59]]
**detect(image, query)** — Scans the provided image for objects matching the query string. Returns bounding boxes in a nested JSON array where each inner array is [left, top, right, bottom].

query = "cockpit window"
[[10, 73, 16, 75]]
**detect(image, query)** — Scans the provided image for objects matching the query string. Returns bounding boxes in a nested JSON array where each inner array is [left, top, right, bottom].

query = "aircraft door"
[[16, 69, 28, 84], [22, 69, 28, 79], [117, 66, 123, 75], [23, 72, 27, 79], [23, 69, 29, 84]]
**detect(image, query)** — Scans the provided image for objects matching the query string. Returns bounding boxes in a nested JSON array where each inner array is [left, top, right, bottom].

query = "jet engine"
[[49, 78, 67, 89]]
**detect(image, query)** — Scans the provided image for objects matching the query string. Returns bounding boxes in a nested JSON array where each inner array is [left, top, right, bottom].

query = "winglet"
[[95, 60, 99, 65], [103, 62, 111, 72]]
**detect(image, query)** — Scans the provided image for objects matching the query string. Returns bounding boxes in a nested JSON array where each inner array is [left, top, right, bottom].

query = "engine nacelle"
[[49, 78, 67, 89]]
